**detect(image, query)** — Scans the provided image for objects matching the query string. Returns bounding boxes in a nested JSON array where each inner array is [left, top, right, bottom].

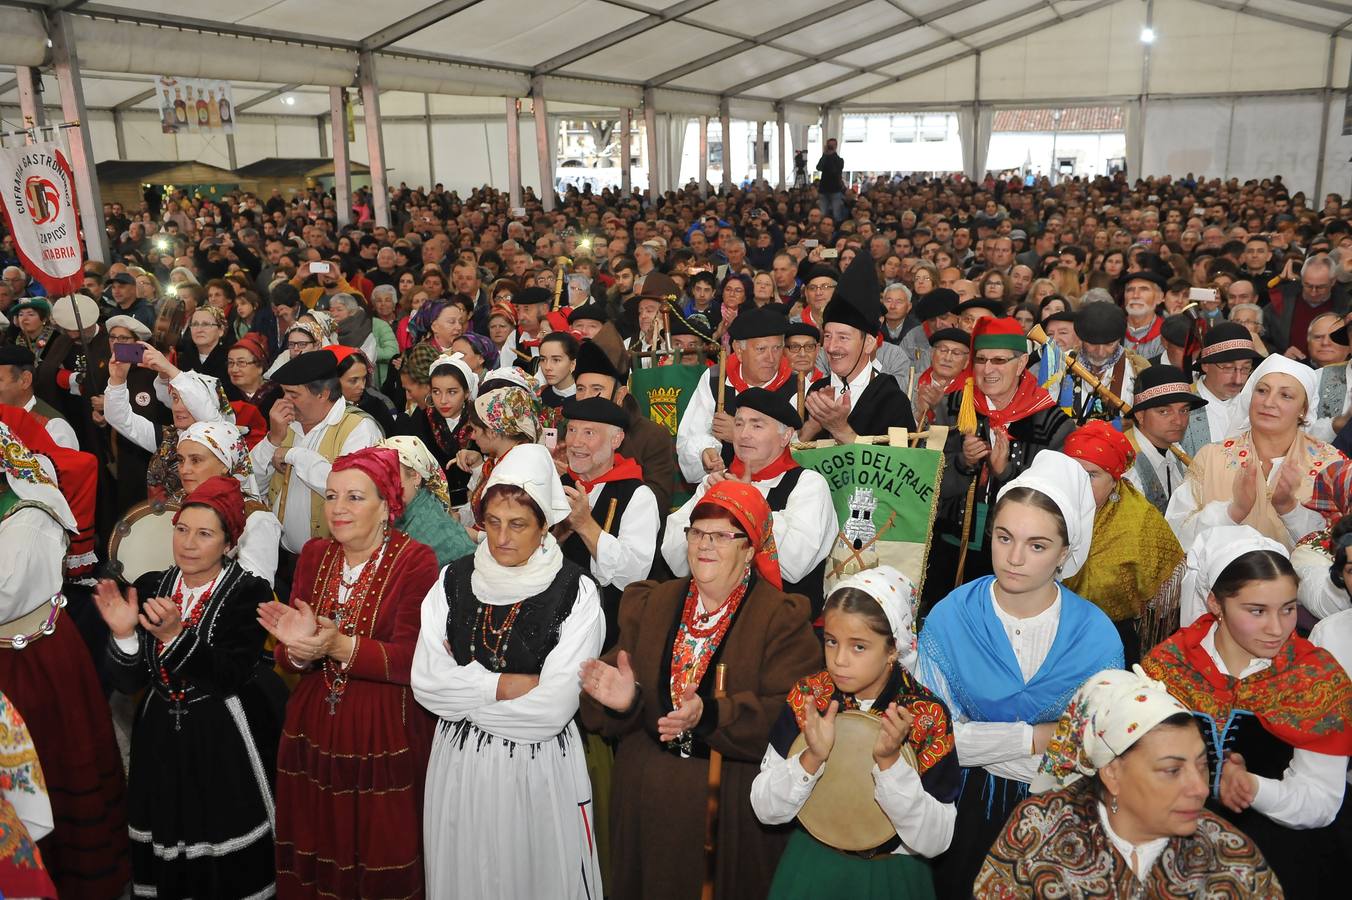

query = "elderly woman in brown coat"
[[580, 479, 820, 900]]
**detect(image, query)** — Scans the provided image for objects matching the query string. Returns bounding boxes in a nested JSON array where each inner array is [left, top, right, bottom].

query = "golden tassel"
[[956, 376, 977, 436]]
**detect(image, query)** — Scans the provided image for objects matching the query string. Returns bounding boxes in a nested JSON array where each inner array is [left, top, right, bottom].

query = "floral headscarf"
[[473, 386, 541, 442], [177, 421, 253, 486], [1306, 458, 1352, 526], [380, 435, 451, 513]]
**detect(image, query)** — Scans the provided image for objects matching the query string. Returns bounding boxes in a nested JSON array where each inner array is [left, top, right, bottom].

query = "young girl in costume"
[[1144, 525, 1352, 899], [916, 450, 1124, 897], [751, 566, 960, 899]]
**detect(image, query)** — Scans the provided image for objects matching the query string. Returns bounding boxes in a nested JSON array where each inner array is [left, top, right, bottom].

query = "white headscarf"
[[480, 365, 537, 393], [831, 565, 919, 673], [1178, 524, 1288, 627], [171, 372, 234, 425], [1031, 665, 1190, 793], [996, 450, 1096, 578], [1231, 352, 1319, 436], [177, 421, 252, 484], [470, 444, 571, 605], [430, 351, 480, 400]]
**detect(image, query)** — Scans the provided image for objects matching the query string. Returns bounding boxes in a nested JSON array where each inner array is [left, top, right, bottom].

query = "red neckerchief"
[[518, 327, 544, 350], [1143, 613, 1352, 756], [568, 454, 644, 492], [1124, 315, 1163, 348], [801, 307, 819, 329], [727, 353, 793, 393], [973, 369, 1057, 437], [728, 446, 799, 482]]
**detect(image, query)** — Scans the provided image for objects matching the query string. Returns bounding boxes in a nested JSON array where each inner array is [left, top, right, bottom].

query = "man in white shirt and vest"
[[1193, 321, 1261, 446], [1123, 364, 1206, 513], [250, 348, 383, 575]]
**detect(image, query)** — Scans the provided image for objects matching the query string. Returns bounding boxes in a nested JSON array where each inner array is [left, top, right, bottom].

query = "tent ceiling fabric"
[[0, 0, 1350, 114]]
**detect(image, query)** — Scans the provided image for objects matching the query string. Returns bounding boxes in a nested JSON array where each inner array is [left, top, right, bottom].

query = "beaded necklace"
[[470, 601, 525, 672], [668, 568, 750, 708], [157, 568, 223, 732], [310, 535, 403, 715]]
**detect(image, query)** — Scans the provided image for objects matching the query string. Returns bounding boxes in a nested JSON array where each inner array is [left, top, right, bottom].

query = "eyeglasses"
[[189, 320, 219, 329], [108, 335, 139, 345], [934, 347, 970, 359], [287, 339, 316, 351], [974, 355, 1017, 367], [226, 358, 259, 369], [805, 283, 836, 293], [684, 526, 748, 547], [1210, 362, 1253, 375]]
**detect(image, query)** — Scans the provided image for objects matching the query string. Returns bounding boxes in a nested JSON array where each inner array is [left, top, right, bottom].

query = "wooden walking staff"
[[954, 375, 982, 589], [1026, 324, 1194, 468], [550, 255, 572, 311], [716, 349, 728, 413], [701, 663, 729, 900]]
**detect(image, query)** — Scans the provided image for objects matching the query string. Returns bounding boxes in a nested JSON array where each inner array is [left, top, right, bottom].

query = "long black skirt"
[[128, 668, 284, 898]]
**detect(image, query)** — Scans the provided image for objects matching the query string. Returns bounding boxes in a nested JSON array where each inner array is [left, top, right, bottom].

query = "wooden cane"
[[1026, 324, 1194, 468], [954, 468, 980, 589], [797, 375, 807, 419], [716, 349, 728, 413], [701, 663, 728, 900], [907, 365, 917, 405], [601, 498, 618, 534]]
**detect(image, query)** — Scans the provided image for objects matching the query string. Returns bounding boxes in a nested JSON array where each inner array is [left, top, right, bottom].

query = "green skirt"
[[767, 828, 937, 900]]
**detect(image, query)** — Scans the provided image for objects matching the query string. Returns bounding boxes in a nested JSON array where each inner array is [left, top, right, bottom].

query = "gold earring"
[[1110, 795, 1119, 814]]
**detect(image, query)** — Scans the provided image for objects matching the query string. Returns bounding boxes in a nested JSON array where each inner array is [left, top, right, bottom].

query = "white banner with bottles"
[[154, 76, 236, 136]]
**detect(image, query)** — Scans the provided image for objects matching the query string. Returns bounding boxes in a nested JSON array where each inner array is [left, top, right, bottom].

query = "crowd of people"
[[1, 157, 1352, 899]]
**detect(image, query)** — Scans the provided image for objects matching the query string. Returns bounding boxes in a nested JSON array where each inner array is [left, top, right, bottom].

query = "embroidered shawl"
[[1143, 613, 1352, 756]]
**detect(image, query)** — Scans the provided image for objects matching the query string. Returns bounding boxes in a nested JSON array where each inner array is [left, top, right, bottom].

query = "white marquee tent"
[[2, 0, 1352, 251]]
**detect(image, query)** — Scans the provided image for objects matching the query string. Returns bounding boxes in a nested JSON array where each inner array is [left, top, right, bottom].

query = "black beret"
[[915, 288, 959, 321], [1122, 269, 1168, 292], [271, 348, 338, 384], [785, 322, 821, 341], [734, 387, 802, 430], [728, 307, 788, 341], [562, 397, 630, 431], [1074, 302, 1127, 343], [569, 300, 607, 324], [516, 286, 553, 306], [0, 346, 37, 366], [573, 339, 621, 382], [804, 264, 840, 284], [928, 327, 971, 348], [1043, 309, 1078, 326], [956, 298, 1005, 318], [1160, 313, 1193, 347]]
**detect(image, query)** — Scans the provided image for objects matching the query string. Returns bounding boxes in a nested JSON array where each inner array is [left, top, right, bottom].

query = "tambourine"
[[788, 709, 918, 852], [108, 499, 180, 583]]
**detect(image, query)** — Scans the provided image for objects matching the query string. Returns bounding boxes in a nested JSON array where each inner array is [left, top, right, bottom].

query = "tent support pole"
[[45, 10, 108, 262], [330, 86, 351, 229], [505, 97, 522, 209], [358, 50, 389, 229]]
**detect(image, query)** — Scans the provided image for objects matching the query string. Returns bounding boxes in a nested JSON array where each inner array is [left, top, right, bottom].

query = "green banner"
[[630, 363, 707, 509], [791, 442, 945, 594]]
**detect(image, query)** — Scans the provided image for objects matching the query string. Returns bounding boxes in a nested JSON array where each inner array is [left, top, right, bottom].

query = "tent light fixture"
[[283, 94, 297, 106], [1140, 27, 1156, 44]]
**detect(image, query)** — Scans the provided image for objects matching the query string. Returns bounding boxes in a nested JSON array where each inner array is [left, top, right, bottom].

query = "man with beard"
[[1069, 301, 1149, 424], [1122, 270, 1169, 360]]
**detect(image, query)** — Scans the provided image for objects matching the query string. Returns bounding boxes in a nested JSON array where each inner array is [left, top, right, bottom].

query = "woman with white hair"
[[366, 285, 401, 386], [327, 292, 379, 369]]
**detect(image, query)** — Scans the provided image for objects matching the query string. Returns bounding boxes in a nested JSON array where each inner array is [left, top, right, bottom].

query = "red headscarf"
[[332, 447, 406, 523], [231, 332, 270, 367], [1063, 420, 1136, 481], [696, 480, 782, 589], [176, 475, 246, 544]]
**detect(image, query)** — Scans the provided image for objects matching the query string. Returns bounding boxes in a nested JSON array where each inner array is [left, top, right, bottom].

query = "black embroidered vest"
[[764, 466, 828, 618]]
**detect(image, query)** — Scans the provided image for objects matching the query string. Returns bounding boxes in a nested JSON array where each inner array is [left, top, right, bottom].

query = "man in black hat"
[[912, 327, 970, 425], [1122, 270, 1168, 360], [1069, 301, 1150, 424], [676, 306, 801, 482], [569, 300, 607, 341], [251, 347, 383, 555], [1156, 313, 1194, 369], [662, 387, 836, 617], [797, 264, 840, 330], [513, 286, 554, 367], [106, 271, 157, 331], [1043, 309, 1079, 353], [1123, 365, 1206, 513], [573, 339, 675, 514], [667, 312, 709, 362], [955, 297, 1003, 333], [1193, 321, 1262, 447], [624, 272, 681, 371], [1308, 312, 1352, 441], [893, 287, 960, 387], [802, 254, 916, 443], [0, 345, 78, 449], [558, 397, 658, 648]]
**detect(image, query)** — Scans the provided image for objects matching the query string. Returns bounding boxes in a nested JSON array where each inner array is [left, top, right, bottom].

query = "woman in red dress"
[[259, 447, 440, 898]]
